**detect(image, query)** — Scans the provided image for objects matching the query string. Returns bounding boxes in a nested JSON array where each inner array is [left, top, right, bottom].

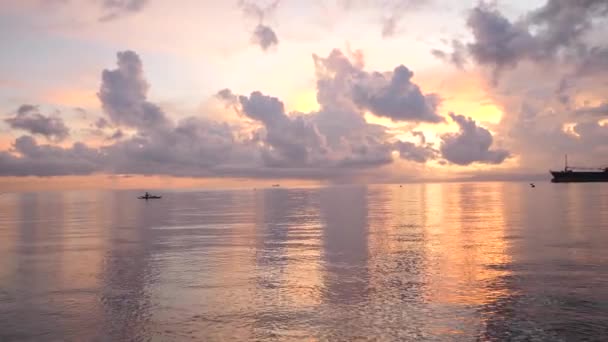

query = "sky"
[[1, 0, 607, 189]]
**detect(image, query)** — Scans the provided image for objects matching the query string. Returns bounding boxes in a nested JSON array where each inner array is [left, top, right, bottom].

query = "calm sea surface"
[[1, 182, 608, 341]]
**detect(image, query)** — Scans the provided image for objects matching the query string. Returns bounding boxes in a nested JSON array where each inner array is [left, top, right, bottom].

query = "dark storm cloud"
[[239, 0, 281, 51], [440, 113, 509, 165], [98, 50, 171, 131], [99, 0, 149, 21], [5, 105, 70, 141]]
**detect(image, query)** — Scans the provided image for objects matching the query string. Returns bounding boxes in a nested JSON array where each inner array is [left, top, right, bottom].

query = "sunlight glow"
[[563, 122, 580, 137], [288, 90, 320, 113]]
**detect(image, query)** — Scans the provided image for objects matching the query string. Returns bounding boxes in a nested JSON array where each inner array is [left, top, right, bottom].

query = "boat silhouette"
[[550, 155, 608, 183], [138, 192, 162, 199]]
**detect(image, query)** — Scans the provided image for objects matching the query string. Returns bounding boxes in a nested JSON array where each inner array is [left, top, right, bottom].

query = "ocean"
[[1, 182, 608, 341]]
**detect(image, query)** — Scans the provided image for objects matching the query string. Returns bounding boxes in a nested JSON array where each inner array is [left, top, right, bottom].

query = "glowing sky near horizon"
[[1, 0, 607, 188]]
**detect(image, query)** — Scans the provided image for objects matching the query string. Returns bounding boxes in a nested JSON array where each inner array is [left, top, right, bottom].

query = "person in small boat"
[[144, 192, 150, 199]]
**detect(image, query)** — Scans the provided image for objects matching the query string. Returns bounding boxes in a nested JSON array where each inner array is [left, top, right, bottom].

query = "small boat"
[[271, 184, 280, 187], [138, 192, 162, 200]]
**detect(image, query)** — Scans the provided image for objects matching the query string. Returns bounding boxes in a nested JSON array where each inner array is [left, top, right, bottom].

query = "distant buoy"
[[530, 183, 536, 188]]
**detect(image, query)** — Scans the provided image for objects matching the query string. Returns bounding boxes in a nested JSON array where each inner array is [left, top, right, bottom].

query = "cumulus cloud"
[[98, 50, 171, 131], [353, 65, 443, 122], [218, 88, 395, 169], [5, 105, 70, 141], [0, 136, 103, 176], [434, 1, 608, 81], [440, 113, 509, 165], [426, 1, 608, 174], [104, 117, 250, 176], [221, 90, 326, 167], [1, 48, 455, 178], [1, 50, 252, 178], [313, 49, 444, 123], [217, 48, 443, 170], [239, 0, 281, 51]]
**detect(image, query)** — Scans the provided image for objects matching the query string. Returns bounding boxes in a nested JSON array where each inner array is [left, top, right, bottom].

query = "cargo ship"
[[550, 155, 608, 183]]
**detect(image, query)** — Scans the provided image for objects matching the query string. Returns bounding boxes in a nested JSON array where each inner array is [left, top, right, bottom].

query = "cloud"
[[239, 0, 281, 51], [252, 24, 279, 51], [95, 117, 110, 129], [5, 105, 70, 141], [104, 117, 252, 177], [431, 40, 467, 69], [380, 0, 429, 38], [440, 113, 509, 165], [575, 102, 608, 116], [313, 49, 444, 123], [217, 48, 442, 170], [352, 65, 443, 122], [98, 50, 171, 131], [435, 1, 608, 81], [99, 0, 149, 21], [0, 136, 103, 176], [338, 0, 431, 38], [219, 88, 396, 169], [2, 48, 450, 178], [395, 140, 437, 163], [465, 4, 536, 76], [109, 129, 124, 140]]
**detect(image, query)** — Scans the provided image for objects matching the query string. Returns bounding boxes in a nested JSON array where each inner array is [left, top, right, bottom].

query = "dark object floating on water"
[[271, 184, 280, 187], [550, 155, 608, 183], [138, 192, 162, 199], [530, 183, 535, 188]]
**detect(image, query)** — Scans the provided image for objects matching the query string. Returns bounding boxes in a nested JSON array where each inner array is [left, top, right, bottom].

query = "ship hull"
[[550, 171, 608, 183]]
